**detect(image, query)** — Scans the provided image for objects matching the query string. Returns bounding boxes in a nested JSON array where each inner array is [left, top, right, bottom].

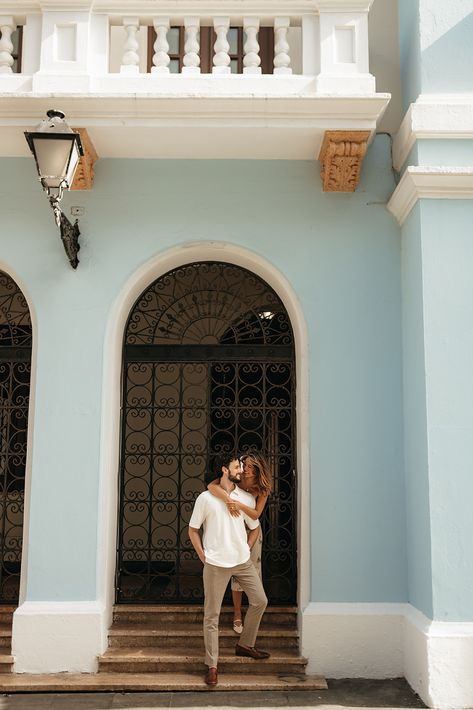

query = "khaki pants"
[[203, 559, 268, 668]]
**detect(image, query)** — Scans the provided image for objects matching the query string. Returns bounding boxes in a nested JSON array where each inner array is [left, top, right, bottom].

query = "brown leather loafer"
[[235, 644, 270, 659], [205, 666, 218, 685]]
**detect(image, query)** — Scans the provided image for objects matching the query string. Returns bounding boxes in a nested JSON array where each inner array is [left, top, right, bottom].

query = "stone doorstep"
[[0, 671, 328, 693]]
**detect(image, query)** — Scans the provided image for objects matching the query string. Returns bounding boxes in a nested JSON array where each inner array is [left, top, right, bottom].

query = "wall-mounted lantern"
[[24, 110, 84, 269]]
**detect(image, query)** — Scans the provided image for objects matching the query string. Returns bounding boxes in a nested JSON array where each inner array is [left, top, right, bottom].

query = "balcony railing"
[[0, 1, 377, 95]]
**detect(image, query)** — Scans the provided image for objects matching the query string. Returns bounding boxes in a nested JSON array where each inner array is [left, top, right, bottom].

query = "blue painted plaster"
[[399, 0, 473, 107], [400, 204, 433, 618], [398, 0, 421, 111], [417, 140, 473, 167], [420, 200, 473, 620], [0, 136, 406, 603]]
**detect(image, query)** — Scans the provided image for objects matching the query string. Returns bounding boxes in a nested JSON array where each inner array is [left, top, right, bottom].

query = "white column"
[[274, 17, 292, 75], [316, 10, 375, 93], [151, 17, 170, 74], [182, 17, 200, 75], [243, 17, 261, 75], [212, 17, 230, 74], [120, 16, 140, 74], [0, 16, 14, 74]]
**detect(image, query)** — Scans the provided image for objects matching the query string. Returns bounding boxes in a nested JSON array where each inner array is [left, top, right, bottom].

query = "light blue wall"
[[0, 136, 406, 603], [398, 0, 473, 111], [400, 204, 433, 618], [398, 0, 421, 111], [401, 197, 473, 621], [420, 200, 473, 620]]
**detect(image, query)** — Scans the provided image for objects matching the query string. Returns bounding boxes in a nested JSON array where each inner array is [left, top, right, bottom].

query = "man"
[[188, 453, 270, 686]]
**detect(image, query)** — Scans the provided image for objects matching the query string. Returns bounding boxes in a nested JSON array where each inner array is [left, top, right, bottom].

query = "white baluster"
[[274, 17, 292, 75], [213, 17, 230, 74], [0, 16, 15, 74], [183, 17, 200, 74], [120, 16, 140, 74], [152, 17, 170, 74], [243, 17, 261, 74]]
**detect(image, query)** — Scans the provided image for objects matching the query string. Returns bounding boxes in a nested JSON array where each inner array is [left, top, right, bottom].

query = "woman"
[[207, 452, 272, 634]]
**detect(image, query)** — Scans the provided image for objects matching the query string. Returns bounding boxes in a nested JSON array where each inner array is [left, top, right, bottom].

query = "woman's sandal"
[[233, 619, 243, 634]]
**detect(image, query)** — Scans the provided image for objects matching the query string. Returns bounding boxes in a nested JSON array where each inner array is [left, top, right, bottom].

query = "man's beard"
[[228, 472, 241, 484]]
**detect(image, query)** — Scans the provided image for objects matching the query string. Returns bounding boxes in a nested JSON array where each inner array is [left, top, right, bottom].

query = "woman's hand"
[[226, 499, 241, 517]]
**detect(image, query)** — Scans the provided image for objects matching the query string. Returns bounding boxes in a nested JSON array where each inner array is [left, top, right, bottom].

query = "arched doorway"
[[0, 271, 31, 603], [116, 261, 296, 605]]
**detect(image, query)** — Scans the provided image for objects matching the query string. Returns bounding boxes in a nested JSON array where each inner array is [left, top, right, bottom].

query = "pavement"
[[0, 679, 427, 710]]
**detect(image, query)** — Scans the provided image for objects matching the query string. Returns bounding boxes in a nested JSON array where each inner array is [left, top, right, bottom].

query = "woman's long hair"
[[241, 453, 273, 496]]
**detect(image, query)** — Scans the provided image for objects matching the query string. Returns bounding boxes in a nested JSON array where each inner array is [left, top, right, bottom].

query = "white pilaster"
[[213, 17, 231, 74], [151, 17, 170, 75], [243, 17, 261, 75], [182, 17, 200, 75], [316, 10, 375, 94], [32, 10, 95, 92]]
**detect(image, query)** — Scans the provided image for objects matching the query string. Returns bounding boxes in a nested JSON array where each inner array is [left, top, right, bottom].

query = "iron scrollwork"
[[0, 272, 32, 603], [117, 262, 296, 605]]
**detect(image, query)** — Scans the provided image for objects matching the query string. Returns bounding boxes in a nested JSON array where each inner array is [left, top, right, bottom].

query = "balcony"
[[0, 0, 390, 163]]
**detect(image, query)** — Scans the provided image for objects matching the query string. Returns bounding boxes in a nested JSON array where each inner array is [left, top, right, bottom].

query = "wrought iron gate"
[[117, 262, 296, 604], [0, 272, 31, 602]]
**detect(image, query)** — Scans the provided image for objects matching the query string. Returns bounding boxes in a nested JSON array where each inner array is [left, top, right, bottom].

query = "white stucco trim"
[[404, 606, 473, 709], [12, 601, 106, 673], [0, 260, 38, 607], [96, 241, 311, 641], [393, 95, 473, 171], [302, 603, 473, 709], [387, 166, 473, 225], [301, 602, 405, 678]]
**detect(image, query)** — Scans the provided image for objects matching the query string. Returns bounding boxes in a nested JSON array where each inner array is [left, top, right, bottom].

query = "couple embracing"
[[188, 452, 272, 687]]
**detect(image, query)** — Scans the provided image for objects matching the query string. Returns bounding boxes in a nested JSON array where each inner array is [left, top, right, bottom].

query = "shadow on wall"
[[421, 10, 473, 93]]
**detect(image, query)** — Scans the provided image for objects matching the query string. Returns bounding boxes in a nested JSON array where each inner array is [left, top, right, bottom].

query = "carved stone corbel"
[[318, 130, 370, 192], [71, 128, 98, 190]]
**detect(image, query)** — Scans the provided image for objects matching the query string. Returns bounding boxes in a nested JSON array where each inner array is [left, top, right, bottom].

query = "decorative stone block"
[[318, 130, 370, 192], [71, 128, 98, 191]]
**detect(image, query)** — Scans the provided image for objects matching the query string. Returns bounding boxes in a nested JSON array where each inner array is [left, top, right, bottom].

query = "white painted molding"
[[12, 601, 107, 673], [0, 92, 390, 159], [387, 167, 473, 225], [301, 602, 406, 679], [404, 606, 473, 709], [393, 95, 473, 171], [0, 0, 374, 14], [301, 603, 473, 709]]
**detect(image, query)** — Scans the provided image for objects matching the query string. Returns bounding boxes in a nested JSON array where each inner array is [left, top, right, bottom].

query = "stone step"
[[113, 605, 297, 627], [0, 671, 328, 693], [98, 647, 306, 675], [108, 623, 298, 650], [0, 626, 12, 648], [0, 607, 14, 626], [0, 651, 13, 674]]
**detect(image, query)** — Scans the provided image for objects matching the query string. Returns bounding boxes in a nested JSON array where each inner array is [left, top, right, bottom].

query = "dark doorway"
[[117, 262, 296, 604], [0, 271, 31, 602]]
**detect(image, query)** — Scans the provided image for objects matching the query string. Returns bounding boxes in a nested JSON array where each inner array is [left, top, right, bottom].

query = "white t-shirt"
[[189, 486, 260, 568]]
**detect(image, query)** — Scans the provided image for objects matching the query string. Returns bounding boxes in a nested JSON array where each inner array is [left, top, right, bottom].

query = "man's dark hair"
[[212, 452, 239, 478]]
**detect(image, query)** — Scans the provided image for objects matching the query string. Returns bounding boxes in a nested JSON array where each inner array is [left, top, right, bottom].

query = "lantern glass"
[[31, 135, 81, 189]]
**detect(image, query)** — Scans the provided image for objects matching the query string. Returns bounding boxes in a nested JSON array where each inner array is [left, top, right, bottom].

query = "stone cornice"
[[387, 166, 473, 225], [393, 95, 473, 171]]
